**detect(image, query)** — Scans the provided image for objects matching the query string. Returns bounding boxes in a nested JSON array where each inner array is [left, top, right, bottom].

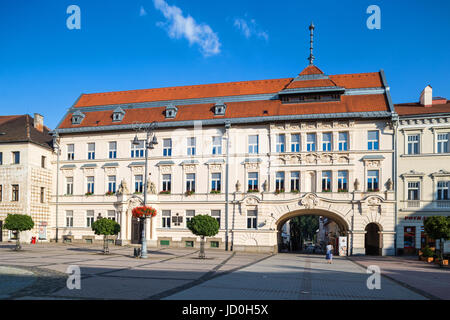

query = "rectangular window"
[[368, 131, 379, 150], [437, 133, 449, 153], [109, 142, 117, 159], [248, 135, 259, 154], [247, 210, 257, 229], [108, 176, 116, 193], [322, 132, 332, 151], [40, 187, 45, 203], [436, 181, 449, 200], [407, 182, 420, 200], [187, 137, 196, 156], [337, 171, 348, 191], [135, 175, 143, 193], [0, 152, 3, 165], [66, 177, 74, 195], [322, 171, 331, 191], [186, 210, 195, 224], [367, 170, 379, 191], [67, 144, 74, 160], [162, 174, 171, 192], [276, 172, 285, 191], [404, 226, 416, 249], [211, 210, 221, 228], [12, 184, 19, 201], [290, 172, 300, 191], [41, 156, 46, 168], [131, 140, 144, 158], [407, 134, 420, 155], [276, 134, 285, 153], [211, 173, 221, 192], [12, 151, 20, 164], [162, 210, 171, 228], [107, 210, 116, 221], [87, 176, 94, 194], [186, 173, 195, 192], [66, 210, 73, 227], [248, 172, 259, 191], [291, 134, 300, 152], [86, 210, 94, 227], [0, 185, 2, 202], [338, 132, 348, 151], [306, 133, 316, 151], [87, 143, 95, 160], [163, 139, 172, 157], [212, 136, 222, 155]]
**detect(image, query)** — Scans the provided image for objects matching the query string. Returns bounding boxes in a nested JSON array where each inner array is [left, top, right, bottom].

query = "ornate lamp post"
[[52, 131, 60, 243], [132, 122, 158, 258]]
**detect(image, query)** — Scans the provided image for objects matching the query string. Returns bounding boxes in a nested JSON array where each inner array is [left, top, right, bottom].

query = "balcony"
[[401, 200, 450, 210]]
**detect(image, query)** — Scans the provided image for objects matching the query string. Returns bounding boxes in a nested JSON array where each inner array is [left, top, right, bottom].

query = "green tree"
[[91, 218, 120, 254], [424, 216, 450, 267], [187, 215, 219, 259], [289, 215, 319, 251], [3, 214, 34, 251]]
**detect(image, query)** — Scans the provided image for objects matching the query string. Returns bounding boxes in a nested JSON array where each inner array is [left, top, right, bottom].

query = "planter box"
[[443, 260, 449, 266], [426, 257, 434, 263]]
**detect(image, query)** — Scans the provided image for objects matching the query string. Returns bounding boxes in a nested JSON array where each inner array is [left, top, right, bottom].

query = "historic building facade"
[[50, 61, 397, 255], [395, 86, 450, 255], [0, 114, 53, 242]]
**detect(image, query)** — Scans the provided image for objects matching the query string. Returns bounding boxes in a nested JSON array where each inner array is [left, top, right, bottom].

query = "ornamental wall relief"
[[245, 163, 259, 170], [62, 169, 74, 177], [183, 164, 197, 173], [366, 160, 381, 168], [104, 167, 117, 175], [83, 168, 95, 176], [160, 165, 172, 173], [131, 166, 144, 174], [209, 164, 222, 172], [300, 193, 320, 209]]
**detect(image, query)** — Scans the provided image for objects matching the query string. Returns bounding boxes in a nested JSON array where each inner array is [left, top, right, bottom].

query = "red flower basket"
[[132, 206, 157, 219]]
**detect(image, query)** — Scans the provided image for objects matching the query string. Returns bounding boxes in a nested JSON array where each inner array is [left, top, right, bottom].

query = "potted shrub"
[[3, 214, 34, 251], [275, 189, 285, 194], [290, 189, 300, 194], [424, 216, 450, 268], [248, 189, 259, 193], [159, 190, 171, 195], [105, 191, 115, 196], [186, 215, 219, 259], [421, 246, 434, 263], [338, 188, 348, 193], [210, 190, 220, 194], [185, 190, 195, 196], [85, 192, 93, 196]]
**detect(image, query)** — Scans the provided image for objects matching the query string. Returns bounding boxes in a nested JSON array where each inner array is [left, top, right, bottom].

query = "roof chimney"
[[419, 85, 432, 107], [34, 113, 44, 132]]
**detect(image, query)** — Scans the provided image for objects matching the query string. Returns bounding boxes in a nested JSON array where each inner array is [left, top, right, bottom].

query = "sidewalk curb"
[[347, 257, 441, 300]]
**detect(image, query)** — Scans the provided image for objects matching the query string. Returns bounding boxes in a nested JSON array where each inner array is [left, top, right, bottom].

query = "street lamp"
[[52, 131, 60, 243], [132, 122, 158, 258]]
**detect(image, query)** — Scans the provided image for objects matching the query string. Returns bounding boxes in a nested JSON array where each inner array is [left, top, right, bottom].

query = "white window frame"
[[368, 130, 379, 151], [87, 143, 95, 160], [162, 174, 171, 192], [247, 210, 257, 229], [67, 144, 75, 160], [212, 136, 222, 155], [437, 133, 449, 154], [162, 210, 171, 228], [276, 134, 285, 153], [306, 133, 316, 152], [291, 134, 300, 152], [185, 173, 196, 192], [290, 171, 300, 191], [338, 132, 348, 151], [163, 138, 172, 157], [187, 137, 196, 156], [248, 172, 259, 191], [108, 175, 116, 193], [322, 132, 332, 151], [66, 177, 74, 195], [87, 176, 95, 194], [407, 134, 420, 155], [337, 170, 348, 191], [211, 210, 221, 228], [66, 210, 74, 227], [211, 173, 221, 192], [109, 141, 117, 159], [86, 210, 94, 227], [248, 135, 259, 154], [134, 175, 143, 193]]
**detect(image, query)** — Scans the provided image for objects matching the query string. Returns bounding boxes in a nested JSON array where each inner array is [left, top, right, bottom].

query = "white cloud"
[[153, 0, 221, 57], [139, 6, 147, 17], [233, 17, 268, 41]]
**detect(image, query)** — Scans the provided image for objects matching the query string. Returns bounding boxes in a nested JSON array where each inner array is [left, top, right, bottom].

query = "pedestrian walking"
[[326, 242, 333, 264]]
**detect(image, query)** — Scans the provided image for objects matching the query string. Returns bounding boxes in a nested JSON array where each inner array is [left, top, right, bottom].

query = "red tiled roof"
[[329, 73, 383, 89], [74, 78, 293, 108], [58, 94, 389, 129], [299, 65, 324, 75], [395, 101, 450, 116], [285, 78, 338, 90]]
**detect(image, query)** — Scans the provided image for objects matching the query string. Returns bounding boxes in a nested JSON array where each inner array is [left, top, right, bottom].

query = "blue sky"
[[1, 0, 449, 129]]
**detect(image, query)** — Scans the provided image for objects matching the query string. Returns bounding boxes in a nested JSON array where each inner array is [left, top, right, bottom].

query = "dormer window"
[[71, 111, 85, 125], [112, 107, 125, 122], [165, 105, 178, 119], [214, 103, 227, 116]]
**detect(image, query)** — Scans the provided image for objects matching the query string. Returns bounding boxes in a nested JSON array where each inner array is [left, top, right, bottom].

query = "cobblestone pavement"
[[165, 254, 428, 300], [349, 255, 450, 300], [0, 243, 269, 300]]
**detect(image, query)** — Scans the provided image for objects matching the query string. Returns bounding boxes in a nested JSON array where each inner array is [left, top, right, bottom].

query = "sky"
[[0, 0, 449, 129]]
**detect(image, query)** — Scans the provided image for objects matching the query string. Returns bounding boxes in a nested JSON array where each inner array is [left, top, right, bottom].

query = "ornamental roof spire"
[[308, 22, 315, 66]]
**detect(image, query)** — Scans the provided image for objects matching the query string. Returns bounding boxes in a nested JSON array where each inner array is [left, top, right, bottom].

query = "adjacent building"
[[395, 86, 450, 255], [0, 114, 53, 242]]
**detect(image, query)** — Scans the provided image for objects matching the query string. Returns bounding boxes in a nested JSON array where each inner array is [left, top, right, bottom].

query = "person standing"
[[326, 242, 333, 264]]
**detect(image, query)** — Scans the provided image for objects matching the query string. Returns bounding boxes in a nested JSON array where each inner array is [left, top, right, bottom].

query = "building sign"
[[338, 236, 347, 256], [39, 222, 47, 240], [404, 216, 424, 221]]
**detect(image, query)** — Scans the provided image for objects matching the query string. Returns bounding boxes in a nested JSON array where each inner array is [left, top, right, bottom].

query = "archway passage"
[[276, 209, 349, 256], [365, 223, 381, 256]]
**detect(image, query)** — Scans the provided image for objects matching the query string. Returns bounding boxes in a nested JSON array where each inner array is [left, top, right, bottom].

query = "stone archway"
[[275, 208, 351, 254], [365, 222, 382, 256]]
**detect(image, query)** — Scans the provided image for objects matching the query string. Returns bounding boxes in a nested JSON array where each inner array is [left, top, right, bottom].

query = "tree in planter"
[[3, 214, 34, 251], [91, 218, 120, 254], [187, 215, 219, 259], [424, 216, 450, 267]]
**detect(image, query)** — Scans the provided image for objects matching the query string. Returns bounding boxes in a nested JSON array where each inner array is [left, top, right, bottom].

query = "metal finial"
[[308, 22, 315, 65]]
